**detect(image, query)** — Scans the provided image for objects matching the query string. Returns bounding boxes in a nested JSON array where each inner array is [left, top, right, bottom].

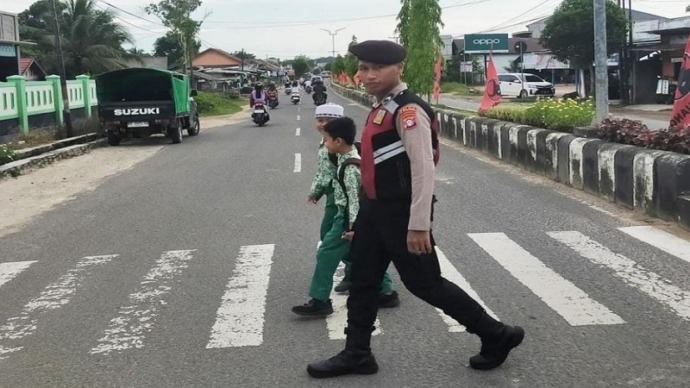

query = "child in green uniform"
[[293, 116, 399, 316]]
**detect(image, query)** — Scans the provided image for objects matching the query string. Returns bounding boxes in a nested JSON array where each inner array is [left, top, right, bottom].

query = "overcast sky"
[[9, 0, 689, 60]]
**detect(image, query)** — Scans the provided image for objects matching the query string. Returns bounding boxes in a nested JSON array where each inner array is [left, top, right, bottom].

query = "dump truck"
[[96, 68, 199, 145]]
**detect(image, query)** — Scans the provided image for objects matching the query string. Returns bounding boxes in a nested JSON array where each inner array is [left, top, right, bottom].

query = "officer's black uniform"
[[307, 40, 525, 379]]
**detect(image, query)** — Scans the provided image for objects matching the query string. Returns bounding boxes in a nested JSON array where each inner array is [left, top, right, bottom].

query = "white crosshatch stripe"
[[207, 244, 275, 348], [435, 247, 499, 332], [619, 226, 690, 265], [549, 231, 690, 322], [469, 233, 625, 326], [0, 255, 118, 360], [327, 262, 382, 340], [0, 261, 36, 289]]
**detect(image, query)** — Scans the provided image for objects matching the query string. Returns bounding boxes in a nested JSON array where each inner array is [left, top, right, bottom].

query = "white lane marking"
[[589, 205, 617, 217], [468, 233, 624, 326], [619, 226, 690, 265], [298, 107, 301, 112], [0, 255, 118, 360], [297, 115, 301, 121], [327, 263, 382, 340], [90, 250, 195, 355], [294, 153, 302, 173], [549, 231, 690, 322], [0, 261, 36, 289], [295, 127, 301, 137], [435, 248, 498, 332], [207, 244, 275, 348]]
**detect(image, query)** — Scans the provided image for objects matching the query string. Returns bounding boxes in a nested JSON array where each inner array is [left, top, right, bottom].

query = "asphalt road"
[[1, 86, 689, 388]]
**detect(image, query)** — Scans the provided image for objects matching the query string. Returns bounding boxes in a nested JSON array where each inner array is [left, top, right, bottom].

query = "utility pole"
[[50, 0, 73, 138], [321, 28, 345, 58], [593, 0, 609, 123]]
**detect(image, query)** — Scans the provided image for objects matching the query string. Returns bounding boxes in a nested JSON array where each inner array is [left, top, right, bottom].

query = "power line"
[[480, 0, 555, 32], [96, 0, 166, 27], [93, 2, 163, 34]]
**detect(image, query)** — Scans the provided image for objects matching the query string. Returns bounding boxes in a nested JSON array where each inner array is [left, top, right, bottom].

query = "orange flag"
[[670, 35, 690, 128], [479, 52, 502, 112], [433, 53, 443, 104]]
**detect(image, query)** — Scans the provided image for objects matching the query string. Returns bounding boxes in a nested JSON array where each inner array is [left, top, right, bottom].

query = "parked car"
[[498, 73, 555, 98]]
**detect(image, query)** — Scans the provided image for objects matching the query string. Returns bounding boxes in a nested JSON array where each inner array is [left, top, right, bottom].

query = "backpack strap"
[[337, 158, 361, 230]]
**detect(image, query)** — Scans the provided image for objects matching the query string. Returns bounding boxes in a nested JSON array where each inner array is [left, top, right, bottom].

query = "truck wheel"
[[107, 131, 121, 146], [187, 116, 200, 136], [168, 125, 182, 144]]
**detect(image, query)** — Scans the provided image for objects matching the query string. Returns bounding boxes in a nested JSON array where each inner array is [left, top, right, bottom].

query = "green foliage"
[[18, 0, 134, 77], [0, 144, 16, 165], [396, 0, 444, 95], [440, 82, 478, 96], [147, 0, 203, 72], [154, 31, 201, 69], [291, 55, 311, 77], [480, 98, 595, 132], [540, 0, 628, 69], [194, 92, 244, 116]]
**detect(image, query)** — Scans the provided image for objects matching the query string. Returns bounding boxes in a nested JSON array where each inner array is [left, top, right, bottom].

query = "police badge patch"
[[400, 106, 417, 129]]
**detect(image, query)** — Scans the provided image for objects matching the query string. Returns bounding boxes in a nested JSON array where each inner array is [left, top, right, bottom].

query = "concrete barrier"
[[330, 81, 690, 230]]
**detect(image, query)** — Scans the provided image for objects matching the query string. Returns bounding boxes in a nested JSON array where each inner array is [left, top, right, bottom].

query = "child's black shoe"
[[292, 299, 334, 316]]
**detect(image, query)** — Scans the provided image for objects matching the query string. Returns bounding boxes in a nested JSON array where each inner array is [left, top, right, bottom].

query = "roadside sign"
[[464, 33, 509, 54], [460, 61, 473, 73]]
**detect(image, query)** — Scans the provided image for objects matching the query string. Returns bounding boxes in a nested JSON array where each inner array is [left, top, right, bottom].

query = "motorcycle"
[[267, 91, 279, 109], [305, 85, 313, 94], [285, 87, 292, 95], [291, 91, 301, 105], [313, 92, 327, 106], [252, 103, 269, 126]]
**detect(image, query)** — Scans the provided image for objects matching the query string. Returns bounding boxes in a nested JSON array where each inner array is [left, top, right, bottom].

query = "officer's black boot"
[[307, 326, 378, 378], [467, 312, 524, 370]]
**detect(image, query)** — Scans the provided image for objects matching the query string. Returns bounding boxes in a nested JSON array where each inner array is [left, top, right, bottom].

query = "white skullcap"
[[315, 103, 344, 118]]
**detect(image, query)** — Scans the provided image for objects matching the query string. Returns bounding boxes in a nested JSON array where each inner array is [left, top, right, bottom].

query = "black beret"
[[348, 40, 406, 65]]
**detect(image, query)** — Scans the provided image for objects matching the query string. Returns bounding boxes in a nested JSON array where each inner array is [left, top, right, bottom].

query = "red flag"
[[479, 52, 502, 112], [670, 36, 690, 128], [433, 53, 443, 104]]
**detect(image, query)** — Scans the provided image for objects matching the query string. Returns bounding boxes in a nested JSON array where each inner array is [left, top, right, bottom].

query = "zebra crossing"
[[0, 226, 689, 362]]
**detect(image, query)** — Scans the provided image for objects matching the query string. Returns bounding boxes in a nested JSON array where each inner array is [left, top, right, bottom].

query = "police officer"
[[306, 40, 524, 379]]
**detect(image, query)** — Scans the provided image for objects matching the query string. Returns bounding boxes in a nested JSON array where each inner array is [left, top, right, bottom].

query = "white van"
[[498, 73, 555, 98]]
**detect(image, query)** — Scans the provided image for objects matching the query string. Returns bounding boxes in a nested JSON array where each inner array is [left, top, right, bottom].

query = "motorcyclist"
[[266, 82, 279, 108], [250, 83, 270, 121], [312, 79, 327, 104]]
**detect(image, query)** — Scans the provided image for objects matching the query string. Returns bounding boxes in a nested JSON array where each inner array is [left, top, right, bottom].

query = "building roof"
[[19, 58, 47, 77], [196, 48, 242, 62]]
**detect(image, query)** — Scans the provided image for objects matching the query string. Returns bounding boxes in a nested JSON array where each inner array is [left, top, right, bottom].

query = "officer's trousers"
[[346, 198, 486, 333]]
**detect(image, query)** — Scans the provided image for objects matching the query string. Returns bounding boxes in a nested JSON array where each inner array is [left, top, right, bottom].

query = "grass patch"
[[441, 82, 481, 96], [195, 91, 247, 116]]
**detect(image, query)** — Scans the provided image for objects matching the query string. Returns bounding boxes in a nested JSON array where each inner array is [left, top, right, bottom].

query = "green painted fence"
[[0, 74, 98, 135]]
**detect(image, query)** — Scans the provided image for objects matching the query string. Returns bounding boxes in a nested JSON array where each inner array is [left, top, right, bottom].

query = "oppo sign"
[[473, 39, 501, 45], [464, 33, 509, 53]]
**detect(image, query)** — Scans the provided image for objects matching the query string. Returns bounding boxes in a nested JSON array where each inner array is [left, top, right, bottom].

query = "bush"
[[597, 119, 690, 154], [480, 98, 595, 132], [194, 91, 243, 116], [0, 144, 16, 165]]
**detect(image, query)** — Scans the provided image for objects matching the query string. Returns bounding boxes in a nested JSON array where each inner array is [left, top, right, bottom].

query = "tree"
[[343, 35, 359, 78], [291, 55, 311, 77], [540, 0, 627, 95], [331, 55, 346, 75], [395, 0, 444, 95], [231, 50, 256, 60], [154, 31, 200, 68], [19, 0, 133, 77], [147, 0, 204, 75]]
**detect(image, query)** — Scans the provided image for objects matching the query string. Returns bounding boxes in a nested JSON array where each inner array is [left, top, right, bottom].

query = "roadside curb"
[[11, 133, 101, 162], [1, 138, 107, 180], [331, 82, 690, 231]]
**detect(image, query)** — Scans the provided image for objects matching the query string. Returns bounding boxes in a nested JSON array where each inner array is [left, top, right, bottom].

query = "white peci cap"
[[314, 103, 344, 118]]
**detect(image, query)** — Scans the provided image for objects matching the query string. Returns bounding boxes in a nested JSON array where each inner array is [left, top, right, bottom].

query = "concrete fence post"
[[76, 74, 92, 117], [6, 75, 28, 135], [46, 75, 64, 126]]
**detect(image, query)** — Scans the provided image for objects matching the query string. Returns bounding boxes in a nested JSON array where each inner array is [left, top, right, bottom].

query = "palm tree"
[[58, 0, 136, 77]]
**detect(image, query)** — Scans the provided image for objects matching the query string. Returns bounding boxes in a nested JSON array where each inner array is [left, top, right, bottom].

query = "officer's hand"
[[407, 231, 433, 255], [307, 196, 319, 204]]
